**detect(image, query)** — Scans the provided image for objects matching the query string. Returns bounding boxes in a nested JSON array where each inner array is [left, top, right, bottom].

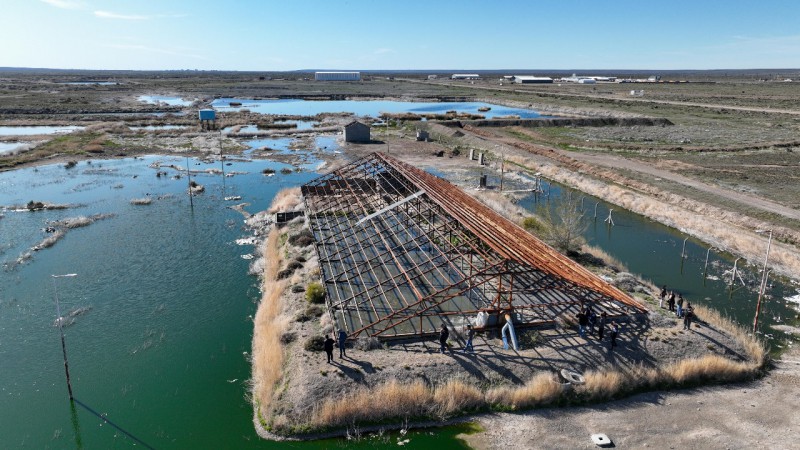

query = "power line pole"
[[52, 273, 77, 400]]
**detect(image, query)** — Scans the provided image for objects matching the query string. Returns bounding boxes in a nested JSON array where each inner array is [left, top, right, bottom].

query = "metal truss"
[[302, 153, 645, 339]]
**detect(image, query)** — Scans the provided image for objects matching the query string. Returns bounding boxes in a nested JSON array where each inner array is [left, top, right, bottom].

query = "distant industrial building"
[[451, 74, 480, 80], [343, 121, 370, 143], [315, 71, 361, 81], [513, 76, 553, 84]]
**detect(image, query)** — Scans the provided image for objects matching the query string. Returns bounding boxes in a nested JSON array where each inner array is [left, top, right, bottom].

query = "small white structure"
[[315, 71, 361, 81], [427, 74, 438, 80], [578, 78, 597, 84], [451, 73, 480, 80], [630, 90, 644, 97]]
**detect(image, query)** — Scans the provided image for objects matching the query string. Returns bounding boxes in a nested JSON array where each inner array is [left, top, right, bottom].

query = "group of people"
[[439, 322, 476, 354], [322, 328, 350, 364], [659, 285, 696, 330], [576, 305, 619, 349]]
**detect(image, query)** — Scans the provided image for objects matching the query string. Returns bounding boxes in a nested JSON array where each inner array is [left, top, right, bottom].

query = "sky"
[[2, 0, 800, 71]]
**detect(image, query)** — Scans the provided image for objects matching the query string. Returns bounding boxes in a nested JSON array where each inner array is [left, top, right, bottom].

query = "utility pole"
[[52, 273, 77, 400]]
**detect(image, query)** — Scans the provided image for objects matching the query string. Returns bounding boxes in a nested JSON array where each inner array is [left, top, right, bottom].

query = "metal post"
[[594, 202, 599, 219], [753, 230, 773, 332], [703, 246, 716, 282], [219, 131, 225, 181], [52, 273, 77, 400], [186, 156, 194, 209], [681, 237, 689, 259]]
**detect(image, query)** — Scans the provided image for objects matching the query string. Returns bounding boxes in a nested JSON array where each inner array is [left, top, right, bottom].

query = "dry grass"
[[692, 304, 767, 366], [576, 370, 627, 400], [582, 244, 627, 271], [312, 380, 433, 428], [267, 187, 302, 214], [251, 229, 290, 423], [433, 380, 484, 417], [663, 355, 754, 384], [486, 372, 564, 409]]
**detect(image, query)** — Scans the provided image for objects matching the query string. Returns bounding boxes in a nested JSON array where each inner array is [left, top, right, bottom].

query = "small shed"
[[344, 121, 370, 143], [199, 109, 216, 130]]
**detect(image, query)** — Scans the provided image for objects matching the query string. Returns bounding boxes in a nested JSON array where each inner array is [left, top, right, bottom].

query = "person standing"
[[676, 293, 684, 318], [659, 285, 667, 309], [439, 323, 450, 353], [337, 328, 348, 359], [598, 311, 607, 341], [667, 291, 676, 312], [684, 304, 694, 330], [464, 324, 475, 353], [609, 321, 619, 350], [323, 335, 335, 364], [588, 309, 597, 336], [577, 309, 588, 338]]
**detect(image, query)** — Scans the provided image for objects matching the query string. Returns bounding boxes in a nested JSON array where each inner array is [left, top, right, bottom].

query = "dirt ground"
[[463, 345, 800, 450]]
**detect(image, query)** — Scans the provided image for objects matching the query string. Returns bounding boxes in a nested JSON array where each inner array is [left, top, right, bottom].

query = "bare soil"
[[463, 346, 800, 450]]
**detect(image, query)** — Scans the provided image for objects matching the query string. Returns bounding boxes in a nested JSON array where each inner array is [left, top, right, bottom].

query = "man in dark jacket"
[[323, 335, 335, 363], [439, 323, 449, 353], [337, 328, 348, 358]]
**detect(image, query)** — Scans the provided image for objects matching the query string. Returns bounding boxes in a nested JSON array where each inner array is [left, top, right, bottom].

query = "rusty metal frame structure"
[[302, 152, 645, 339]]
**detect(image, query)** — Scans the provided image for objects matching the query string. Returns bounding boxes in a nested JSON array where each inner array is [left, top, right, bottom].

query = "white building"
[[451, 74, 480, 80], [315, 71, 361, 81], [513, 76, 553, 84]]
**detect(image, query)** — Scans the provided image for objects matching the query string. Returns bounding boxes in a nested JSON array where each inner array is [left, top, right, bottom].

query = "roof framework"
[[302, 153, 645, 339]]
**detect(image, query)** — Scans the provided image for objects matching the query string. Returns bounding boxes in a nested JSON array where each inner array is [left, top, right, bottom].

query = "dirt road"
[[565, 151, 800, 222], [464, 347, 800, 449]]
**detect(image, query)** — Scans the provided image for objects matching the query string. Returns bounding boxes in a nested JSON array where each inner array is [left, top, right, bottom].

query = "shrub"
[[304, 335, 326, 352], [288, 230, 315, 247], [305, 282, 325, 304], [522, 216, 544, 233]]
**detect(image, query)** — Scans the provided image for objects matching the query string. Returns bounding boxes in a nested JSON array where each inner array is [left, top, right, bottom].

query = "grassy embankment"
[[251, 228, 290, 431], [302, 307, 766, 432]]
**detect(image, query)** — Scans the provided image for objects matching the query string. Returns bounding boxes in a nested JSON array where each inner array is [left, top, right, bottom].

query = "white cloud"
[[41, 0, 86, 9], [94, 10, 149, 20], [94, 10, 188, 20]]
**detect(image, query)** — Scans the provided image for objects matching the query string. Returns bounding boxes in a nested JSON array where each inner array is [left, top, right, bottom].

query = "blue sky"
[[3, 0, 800, 71]]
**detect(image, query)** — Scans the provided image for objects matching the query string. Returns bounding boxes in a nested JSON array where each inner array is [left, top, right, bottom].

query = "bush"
[[522, 216, 545, 233], [288, 230, 315, 247], [305, 282, 325, 304], [304, 335, 326, 352]]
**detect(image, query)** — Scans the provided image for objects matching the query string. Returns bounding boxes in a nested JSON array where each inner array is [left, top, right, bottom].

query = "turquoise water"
[[0, 151, 476, 448], [0, 142, 30, 155], [211, 98, 545, 119], [0, 125, 84, 136]]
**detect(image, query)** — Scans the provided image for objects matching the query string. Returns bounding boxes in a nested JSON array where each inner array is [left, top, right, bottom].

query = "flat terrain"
[[465, 346, 800, 449], [2, 69, 800, 446]]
